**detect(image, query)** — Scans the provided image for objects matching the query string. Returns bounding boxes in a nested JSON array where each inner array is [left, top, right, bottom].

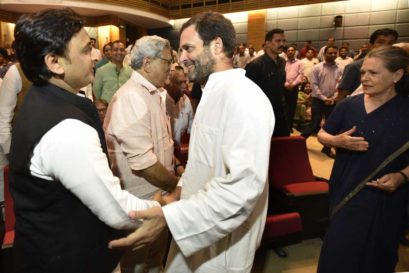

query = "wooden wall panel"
[[247, 10, 266, 51]]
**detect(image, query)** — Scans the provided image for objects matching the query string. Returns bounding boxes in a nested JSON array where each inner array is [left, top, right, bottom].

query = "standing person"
[[246, 28, 290, 136], [317, 37, 335, 61], [0, 63, 31, 204], [0, 63, 31, 158], [301, 48, 319, 83], [341, 41, 355, 59], [96, 42, 112, 69], [337, 28, 398, 100], [164, 65, 194, 146], [233, 44, 250, 68], [300, 45, 342, 158], [90, 37, 102, 63], [354, 43, 370, 60], [104, 35, 180, 273], [109, 12, 275, 273], [10, 8, 163, 273], [248, 46, 258, 62], [0, 47, 12, 78], [284, 45, 304, 131], [299, 40, 317, 59], [93, 40, 132, 102], [335, 46, 353, 73], [317, 46, 409, 273]]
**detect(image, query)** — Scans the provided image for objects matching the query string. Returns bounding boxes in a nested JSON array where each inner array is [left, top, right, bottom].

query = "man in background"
[[317, 37, 335, 61], [96, 42, 112, 69], [336, 28, 398, 101], [90, 37, 101, 63], [233, 44, 250, 68], [93, 40, 132, 102], [301, 48, 319, 83], [246, 28, 290, 136], [284, 45, 304, 131], [299, 40, 317, 59], [301, 45, 342, 158], [164, 65, 194, 146]]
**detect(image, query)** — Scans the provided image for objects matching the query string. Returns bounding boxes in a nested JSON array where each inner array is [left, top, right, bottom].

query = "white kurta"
[[162, 68, 275, 273]]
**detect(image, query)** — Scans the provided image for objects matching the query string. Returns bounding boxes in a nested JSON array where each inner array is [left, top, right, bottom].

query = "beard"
[[183, 47, 215, 83]]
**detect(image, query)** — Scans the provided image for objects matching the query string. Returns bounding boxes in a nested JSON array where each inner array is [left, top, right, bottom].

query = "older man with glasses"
[[104, 35, 180, 273]]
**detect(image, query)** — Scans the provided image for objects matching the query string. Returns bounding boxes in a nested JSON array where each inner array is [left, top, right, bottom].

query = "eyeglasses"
[[156, 56, 173, 66]]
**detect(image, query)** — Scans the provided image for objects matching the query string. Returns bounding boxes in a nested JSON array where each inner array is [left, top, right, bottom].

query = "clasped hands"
[[108, 187, 181, 250]]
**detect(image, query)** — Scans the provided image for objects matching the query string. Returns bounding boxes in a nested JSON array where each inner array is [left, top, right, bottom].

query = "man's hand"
[[108, 207, 166, 250], [324, 98, 335, 105], [163, 186, 181, 204], [284, 82, 293, 90]]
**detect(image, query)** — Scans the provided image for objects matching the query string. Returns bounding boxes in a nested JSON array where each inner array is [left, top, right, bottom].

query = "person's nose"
[[179, 50, 188, 63]]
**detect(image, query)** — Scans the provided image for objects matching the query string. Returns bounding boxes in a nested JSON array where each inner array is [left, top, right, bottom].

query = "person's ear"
[[143, 57, 151, 73], [393, 68, 404, 84], [44, 54, 65, 75], [212, 37, 223, 55]]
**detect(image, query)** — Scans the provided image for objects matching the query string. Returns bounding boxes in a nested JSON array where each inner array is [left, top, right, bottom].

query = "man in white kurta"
[[163, 67, 274, 273], [109, 12, 275, 273]]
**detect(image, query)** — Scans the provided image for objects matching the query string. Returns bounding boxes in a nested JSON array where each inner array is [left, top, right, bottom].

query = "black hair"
[[369, 28, 398, 45], [265, 28, 284, 42], [324, 45, 338, 54], [0, 47, 8, 58], [103, 42, 112, 52], [14, 8, 84, 85], [181, 12, 236, 58]]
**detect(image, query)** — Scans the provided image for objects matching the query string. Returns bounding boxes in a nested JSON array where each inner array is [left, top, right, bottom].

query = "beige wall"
[[171, 0, 409, 51], [264, 0, 409, 50]]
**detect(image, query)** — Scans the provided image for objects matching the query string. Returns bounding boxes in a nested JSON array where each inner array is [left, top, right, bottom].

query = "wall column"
[[247, 10, 266, 51]]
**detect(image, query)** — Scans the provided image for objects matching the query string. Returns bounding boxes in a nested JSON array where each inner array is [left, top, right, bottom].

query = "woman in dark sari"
[[317, 46, 409, 273]]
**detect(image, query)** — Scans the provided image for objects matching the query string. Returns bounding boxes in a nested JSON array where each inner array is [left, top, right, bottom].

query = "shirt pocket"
[[192, 123, 219, 168]]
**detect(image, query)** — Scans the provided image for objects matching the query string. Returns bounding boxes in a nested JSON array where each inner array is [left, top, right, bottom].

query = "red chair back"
[[269, 136, 315, 188], [3, 165, 15, 233]]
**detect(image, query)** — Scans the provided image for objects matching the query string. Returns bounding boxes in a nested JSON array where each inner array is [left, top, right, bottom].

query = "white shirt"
[[317, 45, 327, 61], [166, 94, 194, 146], [335, 56, 353, 73], [0, 65, 22, 154], [301, 57, 319, 83], [233, 53, 251, 68], [30, 119, 159, 230], [162, 68, 275, 272]]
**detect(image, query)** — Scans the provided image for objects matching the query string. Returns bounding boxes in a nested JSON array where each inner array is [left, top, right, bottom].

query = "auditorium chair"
[[2, 165, 14, 249], [1, 165, 14, 272], [262, 212, 302, 257], [268, 136, 329, 239], [174, 132, 190, 167]]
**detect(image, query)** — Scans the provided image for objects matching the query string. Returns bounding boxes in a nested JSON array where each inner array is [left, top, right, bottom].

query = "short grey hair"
[[130, 35, 171, 70]]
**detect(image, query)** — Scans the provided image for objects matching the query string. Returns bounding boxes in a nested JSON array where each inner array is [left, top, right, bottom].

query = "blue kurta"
[[318, 94, 409, 273]]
